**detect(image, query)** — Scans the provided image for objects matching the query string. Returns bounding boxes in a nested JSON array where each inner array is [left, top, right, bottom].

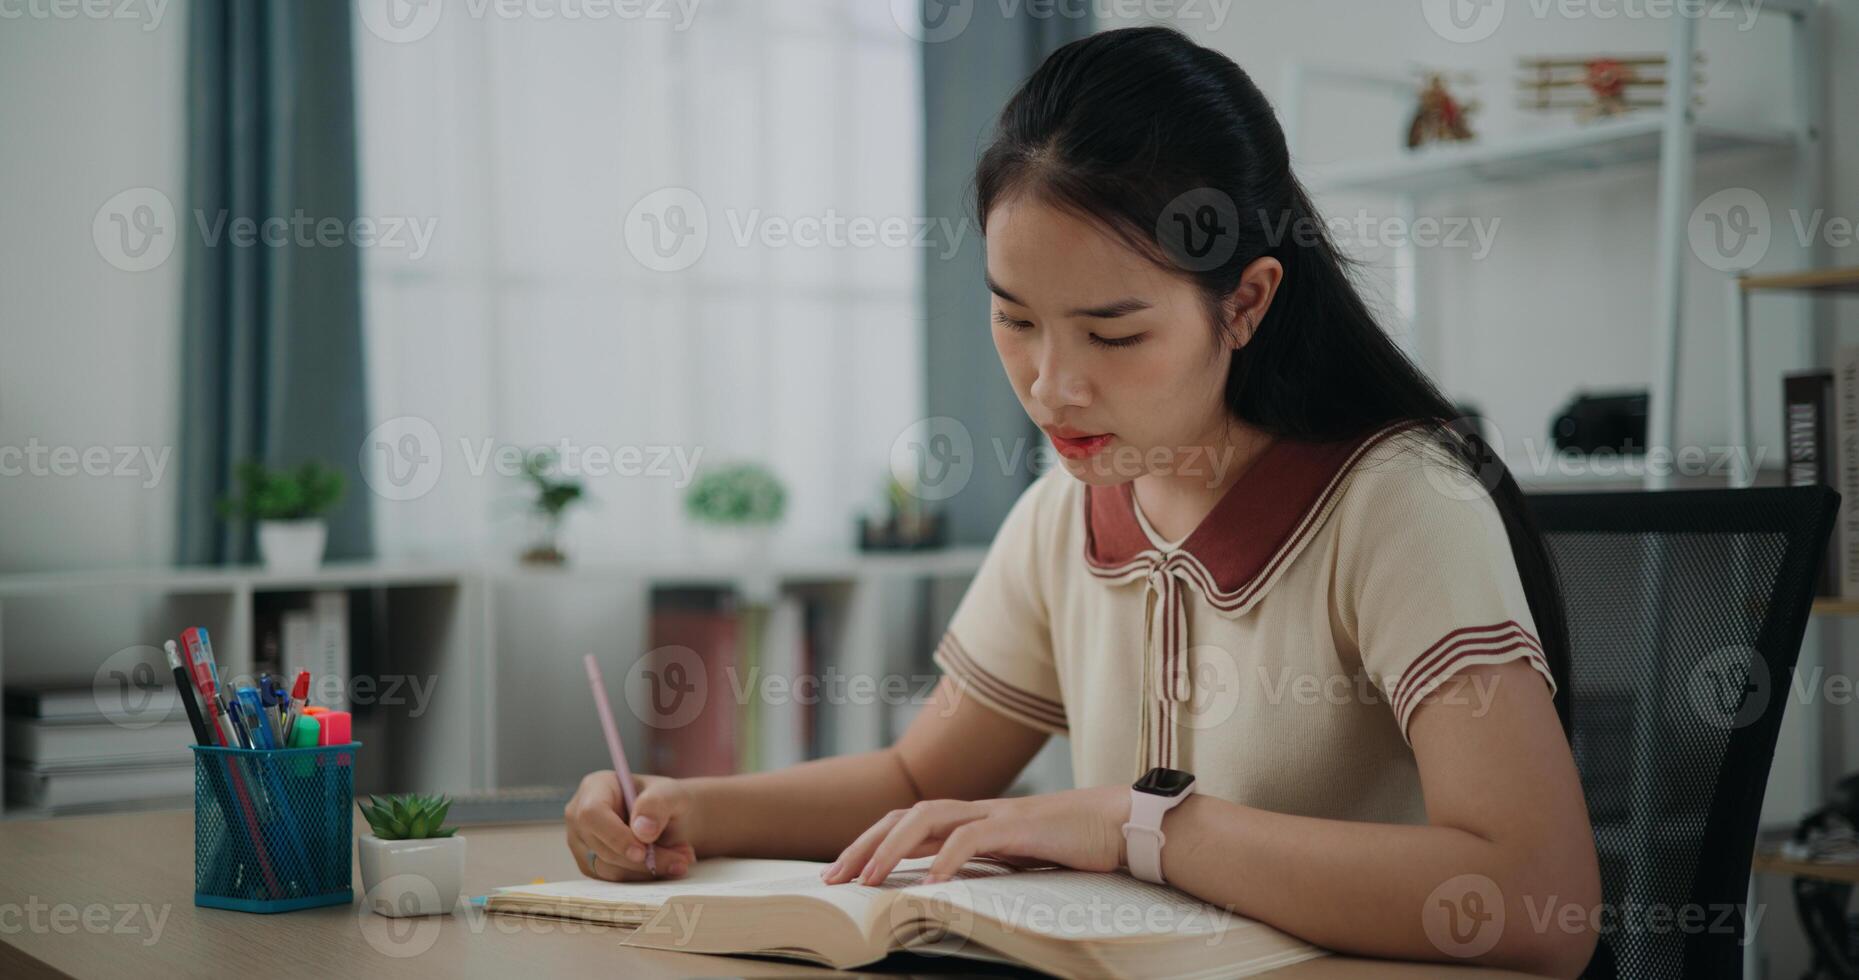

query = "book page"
[[909, 868, 1251, 941], [491, 858, 826, 907]]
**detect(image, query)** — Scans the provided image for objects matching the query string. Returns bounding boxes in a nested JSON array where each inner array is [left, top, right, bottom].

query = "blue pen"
[[237, 688, 277, 749]]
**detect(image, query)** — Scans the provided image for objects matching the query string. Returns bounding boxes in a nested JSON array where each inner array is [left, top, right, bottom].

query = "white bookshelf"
[[0, 549, 984, 816]]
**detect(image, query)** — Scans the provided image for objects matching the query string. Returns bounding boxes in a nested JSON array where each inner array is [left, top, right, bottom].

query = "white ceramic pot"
[[257, 519, 328, 572], [359, 835, 466, 917], [693, 523, 774, 565]]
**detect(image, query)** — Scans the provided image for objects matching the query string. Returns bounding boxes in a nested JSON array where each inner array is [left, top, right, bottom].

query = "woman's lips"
[[1046, 429, 1114, 460]]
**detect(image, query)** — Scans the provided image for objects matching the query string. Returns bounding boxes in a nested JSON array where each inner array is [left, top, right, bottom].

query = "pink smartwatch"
[[1122, 766, 1196, 884]]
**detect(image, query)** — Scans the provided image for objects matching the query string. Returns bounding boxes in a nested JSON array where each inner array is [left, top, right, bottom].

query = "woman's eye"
[[1089, 332, 1146, 349], [992, 310, 1032, 331]]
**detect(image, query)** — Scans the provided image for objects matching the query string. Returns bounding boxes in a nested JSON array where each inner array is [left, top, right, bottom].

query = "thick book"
[[5, 684, 179, 723], [488, 857, 1326, 979], [646, 589, 741, 777], [1838, 349, 1859, 597], [1785, 371, 1839, 596], [5, 759, 194, 810], [5, 716, 193, 767]]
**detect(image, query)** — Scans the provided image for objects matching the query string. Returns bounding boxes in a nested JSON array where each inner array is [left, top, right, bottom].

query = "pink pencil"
[[584, 654, 657, 875]]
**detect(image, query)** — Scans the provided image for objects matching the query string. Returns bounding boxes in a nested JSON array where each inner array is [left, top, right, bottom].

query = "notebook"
[[487, 857, 1327, 979]]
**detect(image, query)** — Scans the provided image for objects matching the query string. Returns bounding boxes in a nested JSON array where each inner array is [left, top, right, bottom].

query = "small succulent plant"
[[360, 793, 458, 840]]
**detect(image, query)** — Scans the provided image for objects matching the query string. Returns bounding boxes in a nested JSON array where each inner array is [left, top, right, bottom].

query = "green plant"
[[217, 459, 346, 522], [522, 449, 585, 518], [684, 463, 786, 526], [359, 793, 457, 840]]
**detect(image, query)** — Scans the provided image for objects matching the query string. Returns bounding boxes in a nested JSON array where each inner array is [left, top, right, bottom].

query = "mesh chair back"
[[1531, 486, 1837, 980]]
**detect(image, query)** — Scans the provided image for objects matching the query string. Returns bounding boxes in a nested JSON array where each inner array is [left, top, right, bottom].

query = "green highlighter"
[[288, 715, 322, 748]]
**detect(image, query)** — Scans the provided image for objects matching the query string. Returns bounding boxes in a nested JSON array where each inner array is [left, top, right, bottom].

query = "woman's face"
[[985, 193, 1264, 488]]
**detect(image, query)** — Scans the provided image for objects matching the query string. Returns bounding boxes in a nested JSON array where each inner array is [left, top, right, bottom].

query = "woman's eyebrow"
[[986, 274, 1153, 319]]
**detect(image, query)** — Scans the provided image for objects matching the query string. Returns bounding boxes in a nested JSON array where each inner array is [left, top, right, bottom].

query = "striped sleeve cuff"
[[932, 632, 1068, 735], [1388, 620, 1554, 744]]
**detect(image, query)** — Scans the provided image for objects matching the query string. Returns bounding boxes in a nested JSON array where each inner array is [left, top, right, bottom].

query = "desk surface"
[[0, 809, 1539, 979]]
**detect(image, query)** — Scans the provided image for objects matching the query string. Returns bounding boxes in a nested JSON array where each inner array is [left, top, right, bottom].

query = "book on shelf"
[[279, 590, 350, 711], [1832, 351, 1859, 598], [5, 759, 194, 812], [5, 683, 179, 723], [646, 589, 742, 778], [646, 589, 829, 777], [487, 856, 1325, 979], [5, 715, 192, 768], [1785, 370, 1840, 597]]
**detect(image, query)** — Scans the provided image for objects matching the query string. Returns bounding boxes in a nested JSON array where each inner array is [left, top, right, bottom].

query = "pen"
[[584, 654, 655, 876], [165, 641, 212, 746], [282, 670, 310, 743], [182, 626, 282, 896]]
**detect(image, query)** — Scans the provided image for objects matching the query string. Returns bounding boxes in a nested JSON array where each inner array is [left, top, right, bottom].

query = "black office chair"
[[1531, 486, 1839, 980]]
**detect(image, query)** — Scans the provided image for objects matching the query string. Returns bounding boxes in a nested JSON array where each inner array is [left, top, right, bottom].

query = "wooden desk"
[[0, 809, 1538, 979]]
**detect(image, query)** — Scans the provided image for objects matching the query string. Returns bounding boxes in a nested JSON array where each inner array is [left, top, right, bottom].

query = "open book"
[[488, 857, 1326, 979]]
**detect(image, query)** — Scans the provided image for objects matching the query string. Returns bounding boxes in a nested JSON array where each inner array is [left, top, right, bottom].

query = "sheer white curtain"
[[353, 1, 925, 561]]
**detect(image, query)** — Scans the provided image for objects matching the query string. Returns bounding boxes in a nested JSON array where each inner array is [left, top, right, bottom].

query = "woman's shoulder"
[[1330, 423, 1508, 532]]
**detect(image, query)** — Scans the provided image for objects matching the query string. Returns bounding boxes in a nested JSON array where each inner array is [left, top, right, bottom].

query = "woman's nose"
[[1028, 341, 1090, 411]]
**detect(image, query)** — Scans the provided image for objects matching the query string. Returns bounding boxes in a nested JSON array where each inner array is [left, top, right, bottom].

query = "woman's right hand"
[[564, 771, 700, 881]]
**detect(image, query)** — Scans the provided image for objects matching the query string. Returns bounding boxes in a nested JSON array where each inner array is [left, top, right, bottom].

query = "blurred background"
[[2, 1, 1857, 973]]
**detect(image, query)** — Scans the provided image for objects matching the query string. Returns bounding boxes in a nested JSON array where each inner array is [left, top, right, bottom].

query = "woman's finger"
[[823, 808, 910, 883], [923, 819, 1005, 883], [859, 800, 986, 885], [568, 831, 624, 882]]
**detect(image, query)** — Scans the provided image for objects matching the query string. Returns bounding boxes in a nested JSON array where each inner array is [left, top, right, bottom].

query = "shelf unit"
[[1282, 0, 1828, 491], [0, 550, 984, 817]]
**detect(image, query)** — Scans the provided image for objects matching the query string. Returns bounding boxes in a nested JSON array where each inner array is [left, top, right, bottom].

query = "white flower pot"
[[359, 835, 466, 917], [257, 519, 328, 572], [693, 523, 774, 565]]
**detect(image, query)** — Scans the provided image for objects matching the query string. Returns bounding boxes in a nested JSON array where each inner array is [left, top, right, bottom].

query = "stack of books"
[[4, 685, 194, 813]]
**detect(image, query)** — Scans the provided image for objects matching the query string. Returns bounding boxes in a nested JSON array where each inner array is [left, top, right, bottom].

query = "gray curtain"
[[177, 1, 373, 565], [922, 5, 1093, 545]]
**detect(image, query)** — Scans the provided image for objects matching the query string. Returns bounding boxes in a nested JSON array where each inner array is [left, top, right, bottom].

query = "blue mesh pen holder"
[[191, 742, 360, 913]]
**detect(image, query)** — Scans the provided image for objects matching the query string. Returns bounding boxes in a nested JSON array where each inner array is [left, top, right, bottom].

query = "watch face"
[[1133, 766, 1194, 797]]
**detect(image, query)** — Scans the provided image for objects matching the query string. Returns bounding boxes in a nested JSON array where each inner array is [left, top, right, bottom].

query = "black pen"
[[166, 640, 213, 746]]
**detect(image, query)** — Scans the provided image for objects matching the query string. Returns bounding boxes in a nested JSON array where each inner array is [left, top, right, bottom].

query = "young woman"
[[566, 26, 1600, 977]]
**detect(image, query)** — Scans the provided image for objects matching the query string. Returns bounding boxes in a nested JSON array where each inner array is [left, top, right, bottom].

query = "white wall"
[[0, 5, 189, 576]]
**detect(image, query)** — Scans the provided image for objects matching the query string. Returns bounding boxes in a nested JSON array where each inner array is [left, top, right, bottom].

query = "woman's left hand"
[[820, 786, 1130, 886]]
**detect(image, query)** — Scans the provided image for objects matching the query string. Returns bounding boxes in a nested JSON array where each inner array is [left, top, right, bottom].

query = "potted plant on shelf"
[[217, 459, 346, 572], [684, 462, 786, 563], [519, 448, 585, 565], [358, 793, 465, 918]]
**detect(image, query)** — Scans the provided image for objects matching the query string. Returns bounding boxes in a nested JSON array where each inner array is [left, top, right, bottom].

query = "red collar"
[[1083, 422, 1419, 604]]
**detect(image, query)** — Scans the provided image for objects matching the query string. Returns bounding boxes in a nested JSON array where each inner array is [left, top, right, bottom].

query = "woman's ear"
[[1224, 255, 1283, 349]]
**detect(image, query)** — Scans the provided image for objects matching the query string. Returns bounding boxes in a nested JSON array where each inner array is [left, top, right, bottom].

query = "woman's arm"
[[691, 679, 1048, 859], [1155, 660, 1600, 977], [826, 660, 1601, 979]]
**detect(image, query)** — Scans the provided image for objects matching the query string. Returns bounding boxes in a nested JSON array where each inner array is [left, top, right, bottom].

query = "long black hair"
[[972, 25, 1572, 734]]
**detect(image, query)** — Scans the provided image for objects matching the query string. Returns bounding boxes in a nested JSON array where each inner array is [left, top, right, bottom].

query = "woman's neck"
[[1130, 423, 1274, 545]]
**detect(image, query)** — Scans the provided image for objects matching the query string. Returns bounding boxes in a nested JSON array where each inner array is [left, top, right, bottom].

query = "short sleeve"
[[932, 473, 1068, 735], [1333, 437, 1556, 743]]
